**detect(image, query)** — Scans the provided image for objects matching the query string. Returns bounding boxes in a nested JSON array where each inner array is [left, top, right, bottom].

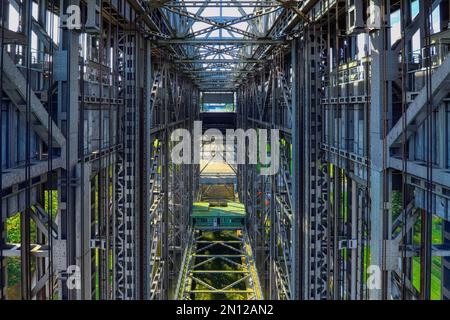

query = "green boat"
[[191, 201, 246, 230]]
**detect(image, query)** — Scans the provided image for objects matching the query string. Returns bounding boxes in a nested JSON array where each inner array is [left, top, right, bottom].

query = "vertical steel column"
[[114, 23, 126, 300], [350, 180, 358, 299], [421, 0, 433, 300], [161, 64, 170, 299], [141, 39, 152, 300], [368, 0, 388, 300], [291, 37, 301, 299], [269, 62, 277, 299], [115, 24, 138, 299], [57, 0, 81, 300], [21, 0, 32, 300]]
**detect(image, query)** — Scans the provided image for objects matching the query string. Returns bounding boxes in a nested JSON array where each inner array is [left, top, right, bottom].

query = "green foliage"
[[5, 191, 58, 293], [391, 191, 402, 220], [412, 257, 442, 300], [44, 190, 58, 217], [192, 231, 247, 300], [201, 103, 235, 112], [411, 215, 442, 299], [6, 214, 22, 287]]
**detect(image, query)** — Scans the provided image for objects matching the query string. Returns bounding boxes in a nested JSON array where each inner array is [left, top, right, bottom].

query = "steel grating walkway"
[[176, 229, 263, 300]]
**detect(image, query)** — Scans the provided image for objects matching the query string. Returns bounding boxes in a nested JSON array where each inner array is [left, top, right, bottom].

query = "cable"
[[326, 0, 335, 299], [0, 0, 6, 301], [78, 5, 86, 300], [363, 0, 372, 300], [106, 4, 113, 300], [423, 0, 433, 300], [98, 9, 105, 299], [399, 0, 409, 300], [23, 0, 33, 299], [333, 0, 341, 299], [47, 0, 56, 300], [343, 11, 353, 299]]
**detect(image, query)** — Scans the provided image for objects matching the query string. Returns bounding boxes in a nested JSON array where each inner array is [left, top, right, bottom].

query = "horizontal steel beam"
[[389, 157, 450, 189], [198, 83, 239, 85], [187, 70, 253, 73], [199, 89, 238, 91], [196, 81, 238, 84], [191, 78, 242, 81], [1, 157, 63, 190], [194, 81, 235, 85], [190, 270, 249, 273], [198, 86, 238, 89], [191, 77, 238, 80], [164, 1, 279, 7], [157, 39, 283, 45], [198, 85, 238, 87], [0, 27, 27, 45], [187, 290, 255, 293], [164, 6, 257, 39], [177, 59, 259, 63], [192, 78, 244, 81], [2, 244, 49, 258]]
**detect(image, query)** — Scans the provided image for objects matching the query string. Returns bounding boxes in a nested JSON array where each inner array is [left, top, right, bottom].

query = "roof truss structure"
[[148, 0, 306, 91]]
